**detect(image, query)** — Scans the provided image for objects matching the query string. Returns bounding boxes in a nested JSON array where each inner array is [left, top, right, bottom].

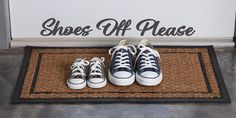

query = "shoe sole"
[[87, 79, 107, 88], [108, 71, 135, 86], [136, 71, 163, 86], [67, 80, 86, 89]]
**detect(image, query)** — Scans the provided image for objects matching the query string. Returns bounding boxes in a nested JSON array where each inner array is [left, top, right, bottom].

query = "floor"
[[0, 47, 235, 118]]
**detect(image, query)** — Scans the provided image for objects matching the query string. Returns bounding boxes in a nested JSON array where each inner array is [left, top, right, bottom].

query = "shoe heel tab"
[[139, 39, 150, 46], [117, 40, 127, 46]]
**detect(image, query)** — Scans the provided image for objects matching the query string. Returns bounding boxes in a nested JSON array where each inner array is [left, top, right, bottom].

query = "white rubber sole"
[[108, 71, 135, 86], [136, 71, 163, 86], [87, 79, 107, 88], [67, 80, 86, 89]]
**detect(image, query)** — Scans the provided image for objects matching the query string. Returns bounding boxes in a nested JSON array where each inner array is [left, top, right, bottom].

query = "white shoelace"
[[136, 44, 160, 70], [70, 58, 89, 77], [109, 45, 137, 70], [90, 57, 105, 77]]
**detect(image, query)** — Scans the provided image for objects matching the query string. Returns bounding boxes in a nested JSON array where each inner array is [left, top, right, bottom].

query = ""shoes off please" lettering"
[[41, 18, 195, 36]]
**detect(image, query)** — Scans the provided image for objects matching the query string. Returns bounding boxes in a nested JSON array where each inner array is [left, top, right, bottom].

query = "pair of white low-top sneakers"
[[108, 39, 163, 86], [67, 57, 107, 89]]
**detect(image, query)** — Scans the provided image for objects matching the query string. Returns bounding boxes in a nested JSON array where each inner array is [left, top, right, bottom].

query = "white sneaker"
[[108, 40, 136, 86], [135, 39, 163, 86], [67, 58, 89, 89], [87, 57, 107, 88]]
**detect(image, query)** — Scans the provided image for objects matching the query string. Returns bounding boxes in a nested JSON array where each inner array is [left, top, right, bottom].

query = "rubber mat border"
[[11, 46, 231, 104]]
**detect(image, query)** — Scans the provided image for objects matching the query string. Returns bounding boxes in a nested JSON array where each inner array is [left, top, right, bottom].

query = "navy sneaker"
[[135, 39, 163, 86], [108, 40, 136, 86]]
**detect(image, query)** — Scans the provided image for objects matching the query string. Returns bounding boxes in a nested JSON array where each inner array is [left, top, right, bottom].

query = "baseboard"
[[10, 37, 234, 48]]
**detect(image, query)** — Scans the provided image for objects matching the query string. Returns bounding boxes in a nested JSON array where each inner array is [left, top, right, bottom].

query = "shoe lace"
[[70, 58, 89, 77], [109, 45, 137, 70], [136, 44, 160, 70], [90, 57, 105, 77]]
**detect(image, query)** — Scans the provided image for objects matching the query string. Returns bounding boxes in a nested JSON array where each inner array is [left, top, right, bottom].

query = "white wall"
[[9, 0, 236, 40]]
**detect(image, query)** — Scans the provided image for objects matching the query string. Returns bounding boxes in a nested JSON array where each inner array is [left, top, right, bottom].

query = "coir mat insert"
[[11, 46, 230, 103]]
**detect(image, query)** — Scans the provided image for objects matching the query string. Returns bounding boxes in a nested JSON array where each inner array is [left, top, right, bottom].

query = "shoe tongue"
[[75, 58, 84, 62], [119, 48, 127, 53], [90, 57, 100, 62], [138, 39, 154, 50]]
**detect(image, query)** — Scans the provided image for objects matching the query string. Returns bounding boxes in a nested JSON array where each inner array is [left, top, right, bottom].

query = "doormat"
[[11, 46, 230, 104]]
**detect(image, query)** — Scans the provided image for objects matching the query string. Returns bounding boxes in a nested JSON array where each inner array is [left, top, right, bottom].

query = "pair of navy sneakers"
[[108, 39, 163, 86]]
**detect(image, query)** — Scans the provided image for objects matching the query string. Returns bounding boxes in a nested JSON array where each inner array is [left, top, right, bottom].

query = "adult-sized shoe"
[[108, 40, 136, 86], [135, 39, 163, 86]]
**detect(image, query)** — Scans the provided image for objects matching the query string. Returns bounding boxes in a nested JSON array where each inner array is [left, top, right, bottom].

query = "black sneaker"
[[135, 39, 163, 86], [108, 40, 136, 86]]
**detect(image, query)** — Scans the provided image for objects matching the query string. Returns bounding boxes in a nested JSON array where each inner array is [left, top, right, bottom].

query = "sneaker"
[[108, 40, 136, 86], [87, 57, 107, 88], [67, 58, 89, 89], [135, 39, 163, 86]]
